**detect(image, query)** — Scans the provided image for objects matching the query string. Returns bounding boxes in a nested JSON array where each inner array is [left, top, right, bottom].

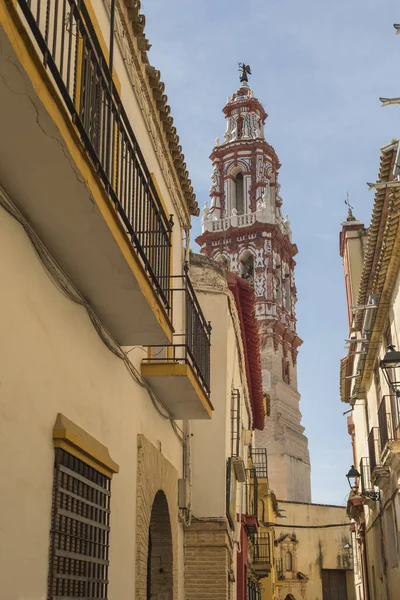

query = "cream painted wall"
[[0, 206, 185, 599], [190, 259, 252, 519], [273, 502, 355, 600], [93, 1, 187, 231]]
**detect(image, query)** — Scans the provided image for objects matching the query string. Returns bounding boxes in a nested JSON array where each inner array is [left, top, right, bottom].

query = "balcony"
[[141, 267, 212, 419], [276, 558, 284, 581], [359, 457, 373, 496], [368, 427, 381, 473], [201, 202, 292, 239], [247, 579, 262, 600], [244, 467, 259, 534], [230, 388, 247, 482], [252, 448, 268, 479], [0, 0, 173, 345], [251, 533, 272, 578], [378, 395, 400, 459]]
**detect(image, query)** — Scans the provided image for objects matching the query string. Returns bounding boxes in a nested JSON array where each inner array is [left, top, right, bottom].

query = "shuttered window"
[[48, 448, 111, 599]]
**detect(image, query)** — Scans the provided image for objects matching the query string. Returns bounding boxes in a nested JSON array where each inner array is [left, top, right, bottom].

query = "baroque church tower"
[[196, 68, 311, 502]]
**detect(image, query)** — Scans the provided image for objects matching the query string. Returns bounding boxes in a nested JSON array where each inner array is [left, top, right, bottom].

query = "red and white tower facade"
[[196, 71, 311, 502]]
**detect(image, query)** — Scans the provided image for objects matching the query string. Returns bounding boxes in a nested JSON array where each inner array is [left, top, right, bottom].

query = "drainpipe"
[[378, 499, 391, 600], [183, 227, 192, 525], [360, 529, 371, 600]]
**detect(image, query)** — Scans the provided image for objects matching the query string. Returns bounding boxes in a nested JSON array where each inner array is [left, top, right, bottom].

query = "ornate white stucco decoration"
[[256, 155, 264, 181], [210, 164, 219, 193], [255, 275, 265, 297], [254, 249, 264, 268]]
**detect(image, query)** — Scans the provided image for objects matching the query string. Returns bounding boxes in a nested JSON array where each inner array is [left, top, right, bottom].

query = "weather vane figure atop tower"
[[344, 192, 355, 221], [238, 63, 251, 84]]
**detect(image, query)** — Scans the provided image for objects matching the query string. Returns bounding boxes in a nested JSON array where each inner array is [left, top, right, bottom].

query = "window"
[[48, 449, 112, 599], [282, 359, 291, 385], [234, 173, 245, 214], [285, 551, 293, 571]]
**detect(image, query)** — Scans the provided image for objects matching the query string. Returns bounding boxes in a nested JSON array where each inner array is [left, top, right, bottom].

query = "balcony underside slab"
[[0, 13, 172, 346], [141, 362, 213, 420]]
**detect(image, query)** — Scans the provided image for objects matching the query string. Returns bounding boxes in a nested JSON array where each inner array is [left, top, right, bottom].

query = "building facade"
[[186, 254, 267, 600], [196, 74, 311, 504], [340, 140, 400, 600], [0, 1, 212, 599]]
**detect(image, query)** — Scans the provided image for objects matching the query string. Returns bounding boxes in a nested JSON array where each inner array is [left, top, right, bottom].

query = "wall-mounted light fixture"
[[380, 345, 400, 395]]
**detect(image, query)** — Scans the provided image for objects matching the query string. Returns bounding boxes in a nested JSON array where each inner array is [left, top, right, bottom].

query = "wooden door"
[[322, 569, 348, 600]]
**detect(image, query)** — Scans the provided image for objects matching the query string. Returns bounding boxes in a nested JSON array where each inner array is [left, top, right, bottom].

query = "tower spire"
[[196, 79, 311, 503]]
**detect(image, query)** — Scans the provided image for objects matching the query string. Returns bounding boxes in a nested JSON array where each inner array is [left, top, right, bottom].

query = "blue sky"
[[143, 0, 399, 505]]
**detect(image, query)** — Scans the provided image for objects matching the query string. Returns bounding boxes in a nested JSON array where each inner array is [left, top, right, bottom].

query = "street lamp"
[[346, 465, 380, 501], [380, 344, 400, 393], [346, 465, 361, 490]]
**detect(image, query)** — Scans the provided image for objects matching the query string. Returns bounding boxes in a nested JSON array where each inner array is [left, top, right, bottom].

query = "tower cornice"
[[196, 221, 298, 259]]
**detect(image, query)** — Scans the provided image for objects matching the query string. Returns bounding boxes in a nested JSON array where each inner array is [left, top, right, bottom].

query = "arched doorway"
[[146, 490, 173, 600], [284, 595, 296, 600]]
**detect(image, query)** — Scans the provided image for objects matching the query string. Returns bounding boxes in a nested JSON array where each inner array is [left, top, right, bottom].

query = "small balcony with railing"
[[1, 0, 176, 345], [250, 532, 272, 578], [247, 578, 262, 600], [378, 394, 400, 460], [359, 457, 373, 496], [368, 427, 381, 473], [252, 448, 268, 479], [141, 266, 212, 419], [244, 467, 259, 534], [230, 388, 248, 482], [276, 558, 284, 581]]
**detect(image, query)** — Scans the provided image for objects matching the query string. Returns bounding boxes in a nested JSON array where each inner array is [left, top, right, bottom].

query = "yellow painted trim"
[[141, 361, 214, 417], [53, 413, 119, 478], [1, 1, 173, 343]]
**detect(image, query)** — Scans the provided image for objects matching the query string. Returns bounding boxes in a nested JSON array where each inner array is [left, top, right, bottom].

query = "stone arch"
[[136, 435, 178, 600], [147, 490, 173, 600]]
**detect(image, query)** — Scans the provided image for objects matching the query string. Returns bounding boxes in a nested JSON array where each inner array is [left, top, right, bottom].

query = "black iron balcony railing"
[[252, 448, 268, 478], [368, 427, 381, 473], [231, 389, 241, 457], [251, 533, 271, 565], [247, 579, 262, 600], [359, 457, 373, 494], [143, 266, 211, 395], [245, 468, 258, 518], [378, 394, 400, 451], [18, 0, 172, 311]]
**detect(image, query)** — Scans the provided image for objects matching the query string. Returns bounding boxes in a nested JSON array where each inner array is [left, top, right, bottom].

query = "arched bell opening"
[[239, 249, 255, 286]]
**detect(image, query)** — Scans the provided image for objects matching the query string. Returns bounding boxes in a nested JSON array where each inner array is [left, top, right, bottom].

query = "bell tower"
[[196, 68, 311, 502]]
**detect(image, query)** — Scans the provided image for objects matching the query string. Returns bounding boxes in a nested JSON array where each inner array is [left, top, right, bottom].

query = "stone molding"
[[135, 434, 179, 600]]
